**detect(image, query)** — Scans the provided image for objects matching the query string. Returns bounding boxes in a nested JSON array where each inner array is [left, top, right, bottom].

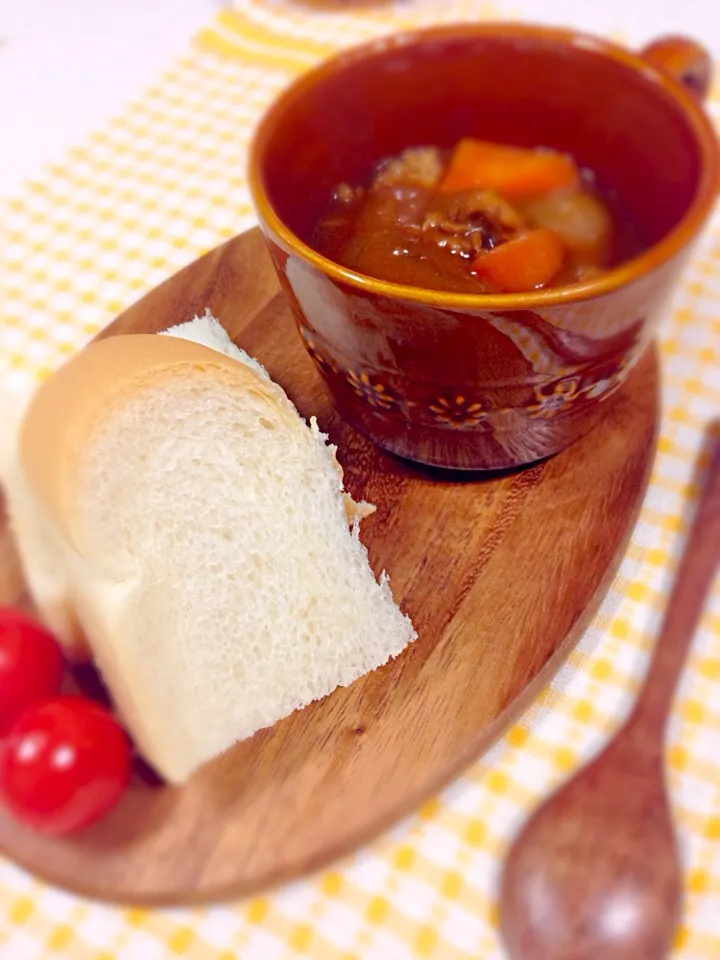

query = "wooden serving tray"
[[0, 228, 658, 905]]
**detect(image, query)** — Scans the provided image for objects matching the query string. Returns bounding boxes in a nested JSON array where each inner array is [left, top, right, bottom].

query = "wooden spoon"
[[499, 429, 720, 960]]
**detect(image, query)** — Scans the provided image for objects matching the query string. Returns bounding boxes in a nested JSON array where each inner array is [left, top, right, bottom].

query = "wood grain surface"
[[499, 431, 720, 960], [0, 228, 659, 905]]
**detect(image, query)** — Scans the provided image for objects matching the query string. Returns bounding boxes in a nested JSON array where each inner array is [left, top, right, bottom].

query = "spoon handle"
[[631, 431, 720, 733]]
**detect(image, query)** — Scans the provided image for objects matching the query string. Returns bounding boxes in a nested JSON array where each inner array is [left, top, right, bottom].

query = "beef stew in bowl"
[[313, 140, 643, 295], [249, 24, 718, 469]]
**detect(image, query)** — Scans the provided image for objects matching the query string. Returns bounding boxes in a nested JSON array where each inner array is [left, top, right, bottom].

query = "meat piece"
[[373, 147, 445, 189], [421, 211, 487, 258], [452, 190, 526, 234], [421, 190, 527, 259]]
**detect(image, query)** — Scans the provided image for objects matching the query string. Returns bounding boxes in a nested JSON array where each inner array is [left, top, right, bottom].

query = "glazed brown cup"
[[249, 24, 718, 470]]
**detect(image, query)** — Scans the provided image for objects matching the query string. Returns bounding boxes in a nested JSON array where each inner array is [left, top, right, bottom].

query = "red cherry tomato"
[[0, 696, 132, 835], [0, 609, 65, 734]]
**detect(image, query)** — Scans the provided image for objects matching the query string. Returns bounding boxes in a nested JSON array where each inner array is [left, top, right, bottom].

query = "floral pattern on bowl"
[[428, 395, 488, 427]]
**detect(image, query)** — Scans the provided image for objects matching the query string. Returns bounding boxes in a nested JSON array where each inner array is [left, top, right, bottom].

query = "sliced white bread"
[[5, 315, 416, 783]]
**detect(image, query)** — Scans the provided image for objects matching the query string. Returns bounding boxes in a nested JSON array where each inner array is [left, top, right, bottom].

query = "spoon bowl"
[[500, 727, 680, 959]]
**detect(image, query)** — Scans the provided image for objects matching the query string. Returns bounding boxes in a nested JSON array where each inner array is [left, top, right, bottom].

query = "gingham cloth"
[[1, 3, 719, 958]]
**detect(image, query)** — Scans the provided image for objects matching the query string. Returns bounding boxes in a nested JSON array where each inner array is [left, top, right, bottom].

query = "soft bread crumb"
[[75, 356, 416, 781], [162, 308, 270, 382], [163, 311, 376, 526]]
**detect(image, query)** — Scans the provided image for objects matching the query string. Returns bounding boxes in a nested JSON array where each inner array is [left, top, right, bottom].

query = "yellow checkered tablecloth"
[[1, 2, 720, 958]]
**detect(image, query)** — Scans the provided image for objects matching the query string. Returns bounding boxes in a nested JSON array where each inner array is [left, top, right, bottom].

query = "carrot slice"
[[440, 139, 579, 198], [471, 229, 565, 293]]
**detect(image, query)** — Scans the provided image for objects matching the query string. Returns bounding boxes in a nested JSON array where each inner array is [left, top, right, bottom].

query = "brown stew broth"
[[312, 145, 644, 295]]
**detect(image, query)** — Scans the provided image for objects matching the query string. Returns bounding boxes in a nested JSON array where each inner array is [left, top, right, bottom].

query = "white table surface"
[[0, 0, 215, 196]]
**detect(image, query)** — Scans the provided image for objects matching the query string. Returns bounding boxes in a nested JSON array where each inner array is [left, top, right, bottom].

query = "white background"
[[0, 0, 215, 194]]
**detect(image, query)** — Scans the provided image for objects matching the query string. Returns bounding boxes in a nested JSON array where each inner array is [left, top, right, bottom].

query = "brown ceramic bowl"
[[249, 24, 718, 470]]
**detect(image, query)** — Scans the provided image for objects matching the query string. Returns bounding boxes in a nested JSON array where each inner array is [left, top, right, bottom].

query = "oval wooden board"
[[0, 228, 658, 905]]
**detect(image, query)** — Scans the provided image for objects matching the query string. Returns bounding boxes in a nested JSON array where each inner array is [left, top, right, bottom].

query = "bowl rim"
[[248, 21, 719, 310]]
